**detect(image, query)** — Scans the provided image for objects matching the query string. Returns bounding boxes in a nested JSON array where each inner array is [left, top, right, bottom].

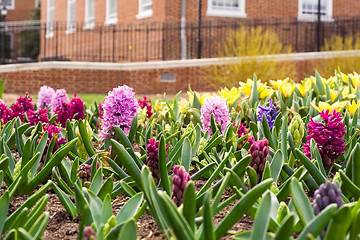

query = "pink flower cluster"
[[100, 85, 140, 139], [138, 95, 153, 118], [171, 165, 191, 206]]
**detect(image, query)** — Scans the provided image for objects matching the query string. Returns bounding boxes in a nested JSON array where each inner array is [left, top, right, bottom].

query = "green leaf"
[[297, 204, 337, 240], [290, 178, 314, 226], [158, 191, 195, 240], [273, 214, 295, 240], [352, 143, 360, 188], [24, 194, 49, 231], [324, 205, 352, 240], [50, 182, 77, 219], [117, 220, 137, 240], [30, 131, 48, 179], [78, 120, 96, 157], [89, 167, 103, 195], [261, 113, 275, 150], [97, 176, 114, 201], [180, 137, 191, 173], [315, 70, 325, 96], [0, 191, 9, 234], [295, 149, 326, 185], [215, 178, 273, 238], [116, 192, 143, 225], [249, 73, 259, 108], [250, 191, 272, 240], [111, 139, 141, 186], [270, 150, 283, 182], [159, 136, 171, 195], [203, 192, 215, 240], [183, 181, 196, 231], [28, 212, 50, 239], [339, 169, 360, 199], [102, 194, 113, 225]]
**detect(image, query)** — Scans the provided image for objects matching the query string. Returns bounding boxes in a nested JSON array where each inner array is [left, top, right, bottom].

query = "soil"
[[2, 178, 254, 240]]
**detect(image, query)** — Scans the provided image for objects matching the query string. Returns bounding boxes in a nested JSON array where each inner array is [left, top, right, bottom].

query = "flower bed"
[[1, 70, 360, 239]]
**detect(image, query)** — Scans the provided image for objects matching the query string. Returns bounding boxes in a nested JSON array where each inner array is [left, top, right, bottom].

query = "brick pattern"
[[0, 54, 350, 94]]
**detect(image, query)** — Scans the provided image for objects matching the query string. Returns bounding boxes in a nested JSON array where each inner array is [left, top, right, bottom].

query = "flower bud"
[[313, 181, 343, 215], [248, 136, 269, 182], [83, 226, 96, 240], [171, 165, 191, 206], [289, 113, 305, 144]]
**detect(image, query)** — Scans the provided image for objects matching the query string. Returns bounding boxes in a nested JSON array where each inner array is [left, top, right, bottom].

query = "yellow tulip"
[[178, 98, 190, 112], [239, 78, 273, 99], [311, 101, 347, 113], [218, 87, 241, 105], [296, 77, 313, 96], [347, 100, 360, 117], [277, 78, 295, 98], [269, 80, 282, 90]]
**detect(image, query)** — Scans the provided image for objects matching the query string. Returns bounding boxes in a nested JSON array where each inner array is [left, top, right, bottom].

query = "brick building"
[[39, 0, 360, 62], [0, 0, 40, 61]]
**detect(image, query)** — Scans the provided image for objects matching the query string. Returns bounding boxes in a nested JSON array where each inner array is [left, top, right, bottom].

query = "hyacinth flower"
[[27, 108, 49, 126], [83, 226, 96, 240], [257, 98, 279, 130], [146, 137, 169, 182], [100, 85, 140, 139], [171, 165, 191, 206], [233, 122, 247, 137], [138, 95, 152, 118], [0, 103, 13, 124], [288, 113, 305, 144], [313, 181, 343, 215], [200, 96, 230, 136], [77, 164, 92, 183], [303, 109, 346, 169], [70, 94, 85, 120], [54, 101, 74, 127], [37, 85, 55, 109], [10, 92, 34, 122], [248, 136, 269, 182], [51, 89, 70, 114]]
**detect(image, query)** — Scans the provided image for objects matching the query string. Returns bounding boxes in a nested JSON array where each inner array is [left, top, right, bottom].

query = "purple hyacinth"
[[27, 109, 49, 126], [70, 94, 84, 120], [100, 85, 140, 139], [233, 122, 247, 137], [313, 181, 343, 215], [50, 89, 70, 114], [257, 98, 279, 130], [38, 86, 55, 109], [200, 96, 230, 136], [303, 110, 346, 169], [171, 165, 191, 206], [138, 95, 153, 118], [248, 136, 269, 182]]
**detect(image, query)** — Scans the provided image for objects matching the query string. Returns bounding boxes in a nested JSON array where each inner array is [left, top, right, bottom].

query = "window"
[[0, 0, 14, 10], [298, 0, 333, 21], [35, 0, 40, 7], [136, 0, 153, 19], [105, 0, 117, 25], [46, 0, 54, 38], [206, 0, 246, 18], [85, 0, 95, 29], [66, 0, 76, 34]]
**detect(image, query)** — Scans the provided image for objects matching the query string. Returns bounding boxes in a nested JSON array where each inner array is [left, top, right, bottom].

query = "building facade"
[[39, 0, 360, 62]]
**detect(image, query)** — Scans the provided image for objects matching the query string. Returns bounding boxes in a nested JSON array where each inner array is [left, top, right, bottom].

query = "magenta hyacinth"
[[27, 109, 49, 126], [200, 96, 230, 136], [138, 96, 153, 118], [248, 136, 270, 181], [303, 110, 346, 169], [38, 86, 55, 109], [0, 103, 13, 123], [54, 102, 73, 127], [51, 89, 70, 114], [100, 85, 140, 139], [171, 165, 191, 206], [70, 94, 85, 120], [233, 122, 247, 137], [146, 137, 169, 182], [10, 93, 34, 121]]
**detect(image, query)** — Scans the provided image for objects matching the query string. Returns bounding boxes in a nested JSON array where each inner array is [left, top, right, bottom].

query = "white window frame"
[[298, 0, 333, 22], [35, 0, 40, 7], [66, 0, 76, 34], [206, 0, 246, 18], [1, 0, 15, 10], [136, 0, 153, 19], [46, 0, 54, 38], [84, 0, 95, 29], [105, 0, 117, 25]]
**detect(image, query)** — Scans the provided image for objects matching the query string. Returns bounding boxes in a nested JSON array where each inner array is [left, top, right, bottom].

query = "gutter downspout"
[[181, 0, 187, 60]]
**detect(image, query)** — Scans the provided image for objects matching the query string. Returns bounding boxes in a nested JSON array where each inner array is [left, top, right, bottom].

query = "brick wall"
[[1, 50, 359, 94]]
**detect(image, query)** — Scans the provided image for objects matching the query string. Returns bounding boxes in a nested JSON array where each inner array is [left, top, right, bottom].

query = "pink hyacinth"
[[303, 110, 346, 169], [233, 122, 247, 137], [38, 86, 55, 109], [200, 96, 230, 136], [11, 93, 34, 122], [54, 102, 73, 127], [171, 165, 191, 206], [100, 85, 140, 139], [138, 95, 153, 118], [50, 89, 70, 114], [0, 103, 13, 123]]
